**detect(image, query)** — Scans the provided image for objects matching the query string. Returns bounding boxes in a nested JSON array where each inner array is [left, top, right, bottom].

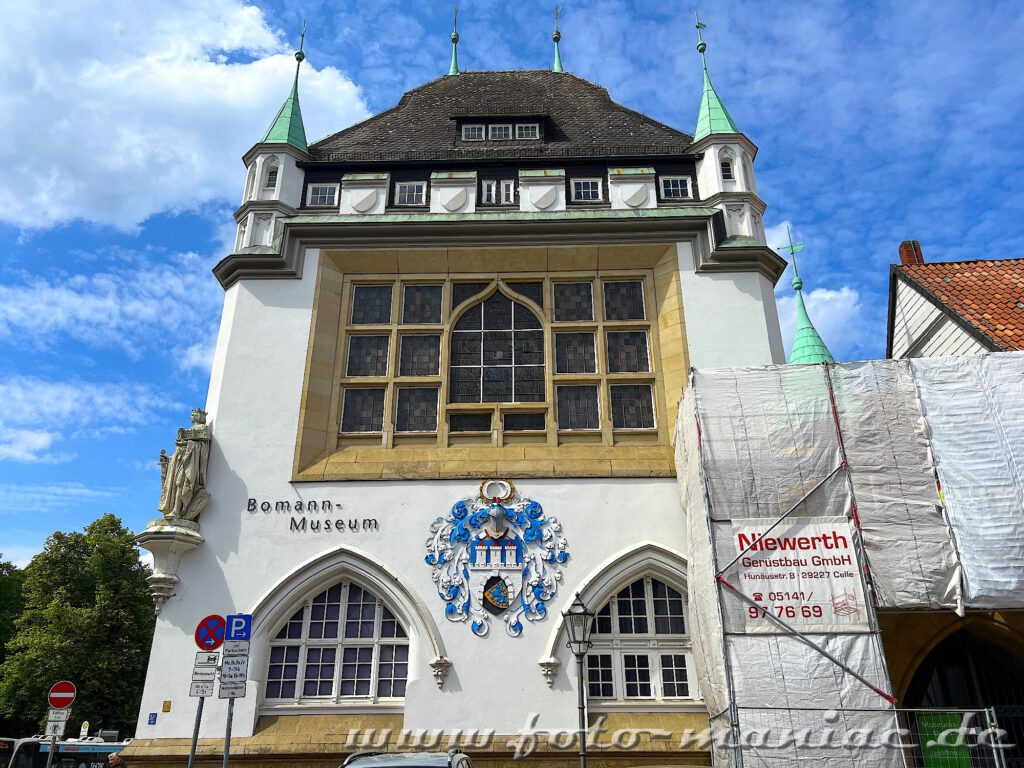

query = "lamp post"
[[562, 593, 595, 768]]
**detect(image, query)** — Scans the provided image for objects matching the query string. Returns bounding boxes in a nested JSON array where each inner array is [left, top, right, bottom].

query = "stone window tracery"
[[587, 576, 691, 703], [264, 580, 409, 704]]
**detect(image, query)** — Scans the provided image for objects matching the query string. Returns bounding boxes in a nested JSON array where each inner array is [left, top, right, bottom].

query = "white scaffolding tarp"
[[911, 353, 1024, 607]]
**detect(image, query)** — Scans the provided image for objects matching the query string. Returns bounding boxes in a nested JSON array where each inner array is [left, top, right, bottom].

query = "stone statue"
[[157, 409, 212, 522]]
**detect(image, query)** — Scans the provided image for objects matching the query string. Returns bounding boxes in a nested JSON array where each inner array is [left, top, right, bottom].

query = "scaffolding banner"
[[731, 517, 869, 633]]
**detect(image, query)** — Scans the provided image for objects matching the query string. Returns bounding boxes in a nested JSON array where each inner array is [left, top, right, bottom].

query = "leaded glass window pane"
[[351, 285, 392, 324], [402, 284, 442, 324], [592, 603, 612, 634], [376, 644, 409, 698], [556, 385, 599, 430], [266, 645, 299, 699], [395, 388, 438, 432], [652, 579, 686, 634], [617, 579, 649, 634], [606, 331, 650, 373], [303, 647, 336, 696], [275, 608, 304, 640], [308, 584, 341, 640], [347, 335, 389, 377], [555, 332, 596, 373], [554, 282, 594, 321], [453, 283, 488, 308], [507, 281, 544, 307], [380, 607, 407, 639], [341, 388, 385, 433], [399, 335, 440, 376], [504, 412, 545, 431], [623, 654, 652, 698], [660, 177, 690, 199], [572, 179, 601, 201], [610, 384, 655, 429], [603, 280, 645, 321], [339, 646, 373, 696], [661, 654, 689, 697], [448, 294, 544, 404], [449, 413, 491, 432], [587, 654, 614, 698], [345, 584, 377, 639]]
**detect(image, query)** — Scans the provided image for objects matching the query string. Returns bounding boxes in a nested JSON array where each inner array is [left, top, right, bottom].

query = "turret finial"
[[695, 11, 707, 57], [779, 225, 805, 289], [778, 225, 836, 364], [552, 5, 564, 73], [692, 13, 740, 140], [295, 19, 306, 71], [448, 5, 460, 76]]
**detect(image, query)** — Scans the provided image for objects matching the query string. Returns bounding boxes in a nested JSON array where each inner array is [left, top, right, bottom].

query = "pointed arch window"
[[449, 291, 545, 404], [587, 576, 692, 703], [264, 579, 409, 704]]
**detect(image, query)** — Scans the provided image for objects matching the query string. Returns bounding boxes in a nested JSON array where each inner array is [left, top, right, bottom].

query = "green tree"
[[0, 515, 154, 737], [0, 554, 26, 734]]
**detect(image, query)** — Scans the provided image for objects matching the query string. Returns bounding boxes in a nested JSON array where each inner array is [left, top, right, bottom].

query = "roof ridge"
[[897, 256, 1024, 269]]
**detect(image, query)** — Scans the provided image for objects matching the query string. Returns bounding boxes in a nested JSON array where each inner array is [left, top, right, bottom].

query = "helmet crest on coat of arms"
[[425, 480, 570, 637]]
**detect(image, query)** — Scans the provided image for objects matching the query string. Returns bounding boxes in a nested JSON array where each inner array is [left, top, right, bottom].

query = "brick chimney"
[[899, 240, 925, 266]]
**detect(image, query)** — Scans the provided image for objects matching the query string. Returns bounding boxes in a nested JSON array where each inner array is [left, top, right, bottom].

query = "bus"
[[6, 740, 128, 768]]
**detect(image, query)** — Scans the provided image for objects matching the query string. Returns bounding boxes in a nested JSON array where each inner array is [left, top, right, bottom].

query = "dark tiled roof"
[[310, 71, 693, 163], [897, 258, 1024, 350]]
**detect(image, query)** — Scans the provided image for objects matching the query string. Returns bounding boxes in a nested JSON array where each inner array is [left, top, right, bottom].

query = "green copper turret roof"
[[262, 26, 309, 153], [780, 226, 835, 364], [552, 6, 565, 72], [693, 15, 739, 141], [447, 7, 460, 76]]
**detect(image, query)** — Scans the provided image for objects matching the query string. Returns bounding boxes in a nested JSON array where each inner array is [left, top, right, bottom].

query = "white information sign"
[[191, 667, 217, 683], [47, 708, 70, 723], [220, 656, 249, 685], [44, 720, 66, 738], [218, 683, 245, 699], [195, 652, 220, 666], [222, 640, 249, 656], [190, 681, 215, 698], [731, 517, 869, 633]]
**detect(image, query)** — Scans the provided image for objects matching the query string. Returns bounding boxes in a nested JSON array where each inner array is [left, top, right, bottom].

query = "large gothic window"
[[587, 576, 692, 702], [449, 291, 545, 404], [264, 580, 409, 704]]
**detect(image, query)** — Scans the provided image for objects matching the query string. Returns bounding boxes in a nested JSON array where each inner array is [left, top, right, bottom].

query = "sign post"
[[187, 616, 224, 768], [44, 682, 76, 768], [219, 614, 252, 768]]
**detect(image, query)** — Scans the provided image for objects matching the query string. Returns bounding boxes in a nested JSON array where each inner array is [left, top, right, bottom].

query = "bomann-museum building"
[[129, 19, 786, 768]]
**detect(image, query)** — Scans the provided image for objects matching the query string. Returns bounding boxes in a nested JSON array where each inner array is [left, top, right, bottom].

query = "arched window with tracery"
[[586, 576, 692, 702], [264, 579, 409, 704], [449, 290, 545, 405]]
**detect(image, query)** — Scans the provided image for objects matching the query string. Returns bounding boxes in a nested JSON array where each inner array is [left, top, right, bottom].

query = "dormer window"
[[462, 124, 485, 141], [481, 180, 497, 205], [481, 179, 516, 205], [720, 160, 734, 181], [660, 176, 691, 200], [516, 124, 540, 140], [501, 180, 515, 204], [488, 124, 512, 140], [395, 182, 426, 206]]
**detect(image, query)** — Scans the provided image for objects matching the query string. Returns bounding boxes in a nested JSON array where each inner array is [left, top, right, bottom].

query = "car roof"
[[345, 754, 461, 768]]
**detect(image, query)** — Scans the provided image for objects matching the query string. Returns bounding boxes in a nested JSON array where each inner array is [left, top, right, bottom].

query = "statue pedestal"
[[135, 518, 205, 614]]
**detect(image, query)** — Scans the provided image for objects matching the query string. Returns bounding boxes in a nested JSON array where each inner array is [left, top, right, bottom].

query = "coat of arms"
[[425, 480, 569, 637]]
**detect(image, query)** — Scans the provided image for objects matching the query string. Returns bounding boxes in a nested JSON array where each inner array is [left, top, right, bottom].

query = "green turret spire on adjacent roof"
[[779, 226, 836, 364], [693, 14, 739, 141], [552, 5, 565, 73], [261, 21, 309, 153], [447, 6, 461, 76]]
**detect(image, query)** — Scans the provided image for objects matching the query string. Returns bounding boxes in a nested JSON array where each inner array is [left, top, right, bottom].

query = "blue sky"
[[2, 0, 1023, 565]]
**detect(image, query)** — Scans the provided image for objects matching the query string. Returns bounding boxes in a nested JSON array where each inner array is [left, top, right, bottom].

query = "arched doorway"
[[905, 630, 1024, 766]]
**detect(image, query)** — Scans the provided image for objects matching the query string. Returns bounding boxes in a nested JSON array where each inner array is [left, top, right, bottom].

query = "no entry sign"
[[194, 615, 226, 650], [48, 681, 77, 709]]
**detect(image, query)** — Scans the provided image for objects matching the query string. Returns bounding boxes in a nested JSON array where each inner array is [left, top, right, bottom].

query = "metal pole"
[[43, 736, 56, 768], [187, 696, 205, 768], [222, 698, 234, 768], [575, 654, 587, 768]]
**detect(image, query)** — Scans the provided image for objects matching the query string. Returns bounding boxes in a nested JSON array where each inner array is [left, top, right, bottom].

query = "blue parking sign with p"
[[226, 613, 252, 641]]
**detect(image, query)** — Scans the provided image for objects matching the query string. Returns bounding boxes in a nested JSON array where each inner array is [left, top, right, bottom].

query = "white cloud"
[[776, 286, 866, 362], [0, 376, 178, 462], [179, 340, 217, 373], [0, 482, 118, 516], [0, 1, 370, 230], [0, 249, 221, 361]]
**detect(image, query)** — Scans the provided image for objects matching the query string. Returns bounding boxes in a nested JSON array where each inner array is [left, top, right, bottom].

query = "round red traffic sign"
[[195, 614, 226, 650], [48, 680, 77, 709]]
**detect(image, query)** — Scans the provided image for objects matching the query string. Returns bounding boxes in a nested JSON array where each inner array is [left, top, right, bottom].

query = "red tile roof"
[[897, 258, 1024, 350]]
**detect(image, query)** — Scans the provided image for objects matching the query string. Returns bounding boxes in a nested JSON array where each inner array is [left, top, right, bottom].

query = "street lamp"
[[563, 593, 595, 768]]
